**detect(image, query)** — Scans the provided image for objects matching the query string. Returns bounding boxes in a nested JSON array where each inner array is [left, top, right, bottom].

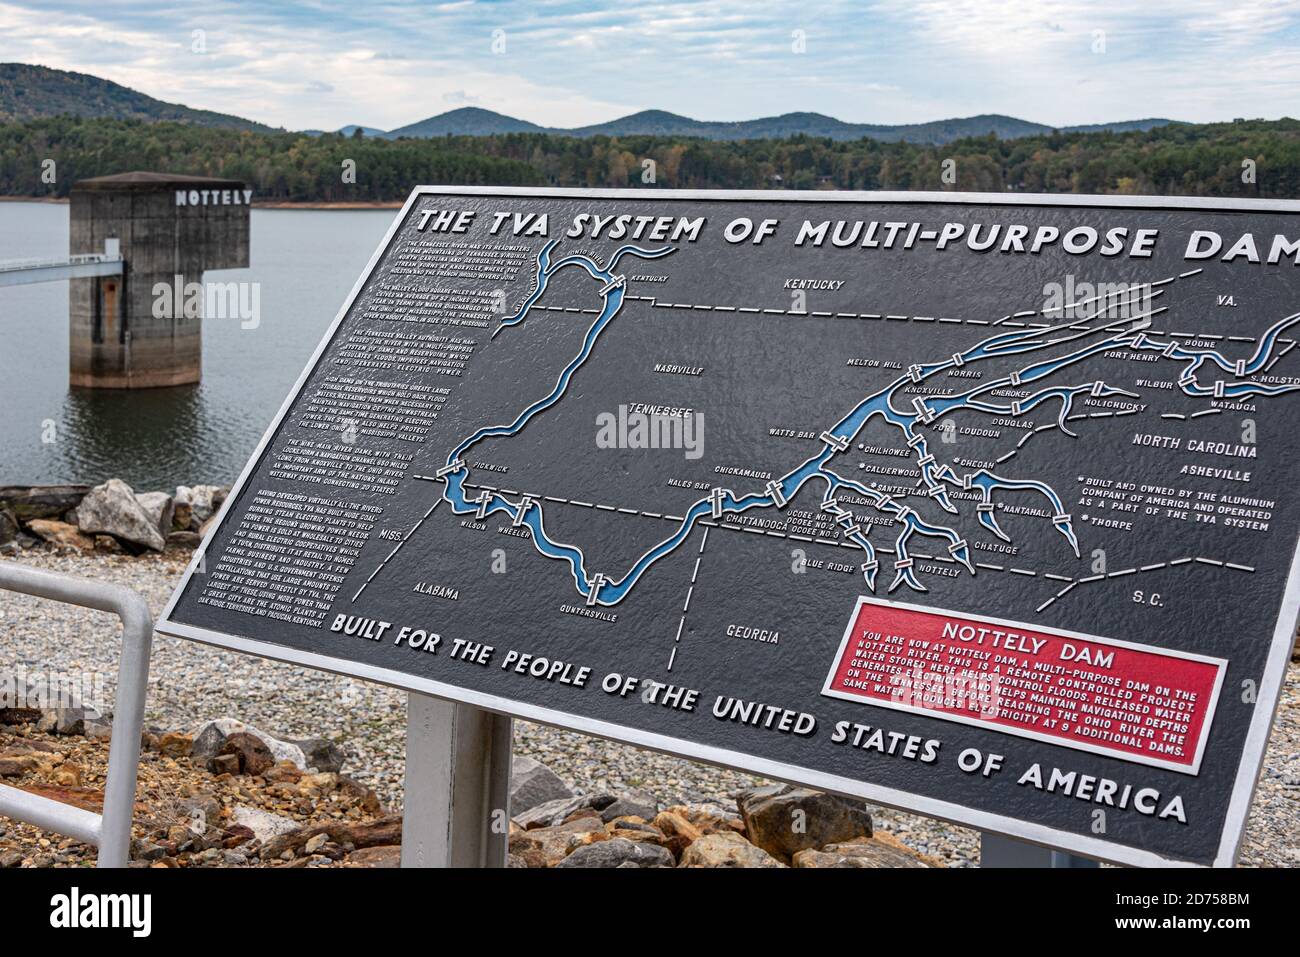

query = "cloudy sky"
[[7, 0, 1300, 130]]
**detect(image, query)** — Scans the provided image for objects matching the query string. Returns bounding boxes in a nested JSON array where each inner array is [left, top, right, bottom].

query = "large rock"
[[83, 714, 113, 741], [37, 707, 86, 736], [231, 806, 301, 844], [25, 519, 94, 552], [792, 836, 931, 868], [599, 788, 659, 823], [171, 486, 193, 530], [191, 719, 309, 770], [513, 791, 616, 829], [261, 815, 402, 860], [176, 484, 228, 528], [678, 831, 786, 868], [0, 485, 89, 522], [216, 732, 274, 776], [166, 530, 202, 549], [652, 804, 743, 858], [605, 818, 670, 847], [510, 754, 573, 815], [0, 754, 39, 778], [666, 802, 744, 834], [346, 845, 400, 868], [507, 817, 608, 867], [135, 491, 175, 539], [156, 731, 193, 757], [651, 809, 703, 858], [75, 479, 166, 551], [191, 722, 227, 764], [284, 736, 347, 774], [176, 793, 221, 829], [556, 837, 673, 868], [0, 708, 42, 726], [737, 784, 872, 862]]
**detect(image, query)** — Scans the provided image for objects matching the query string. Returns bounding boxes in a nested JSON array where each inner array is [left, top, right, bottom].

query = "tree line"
[[2, 115, 1298, 201]]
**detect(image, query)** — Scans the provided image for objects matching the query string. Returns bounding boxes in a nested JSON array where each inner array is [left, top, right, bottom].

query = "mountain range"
[[2, 62, 1176, 146], [331, 106, 1175, 144]]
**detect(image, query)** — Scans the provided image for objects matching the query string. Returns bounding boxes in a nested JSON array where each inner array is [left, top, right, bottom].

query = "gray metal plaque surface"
[[159, 187, 1300, 867]]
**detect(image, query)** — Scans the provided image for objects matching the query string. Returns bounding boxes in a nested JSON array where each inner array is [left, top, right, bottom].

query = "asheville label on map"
[[158, 187, 1300, 867]]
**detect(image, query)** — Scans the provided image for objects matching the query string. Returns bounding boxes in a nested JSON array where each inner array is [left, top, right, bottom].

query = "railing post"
[[0, 561, 153, 867], [96, 588, 152, 867]]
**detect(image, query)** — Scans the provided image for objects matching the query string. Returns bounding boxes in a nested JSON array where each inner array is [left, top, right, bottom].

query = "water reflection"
[[0, 204, 396, 489]]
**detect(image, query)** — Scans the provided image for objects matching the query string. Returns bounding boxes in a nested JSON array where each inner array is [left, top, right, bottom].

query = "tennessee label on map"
[[159, 187, 1300, 867]]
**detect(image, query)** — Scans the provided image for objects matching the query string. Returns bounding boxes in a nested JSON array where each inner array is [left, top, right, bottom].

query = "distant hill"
[[559, 109, 1046, 143], [0, 63, 274, 131], [299, 124, 390, 138], [385, 107, 547, 138], [0, 63, 1178, 145], [338, 124, 388, 138], [372, 108, 1178, 145], [1064, 118, 1174, 135]]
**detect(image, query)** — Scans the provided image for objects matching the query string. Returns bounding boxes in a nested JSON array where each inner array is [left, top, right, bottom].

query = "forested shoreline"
[[2, 115, 1298, 201]]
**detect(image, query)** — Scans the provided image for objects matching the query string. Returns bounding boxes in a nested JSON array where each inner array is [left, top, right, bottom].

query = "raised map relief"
[[160, 190, 1300, 866]]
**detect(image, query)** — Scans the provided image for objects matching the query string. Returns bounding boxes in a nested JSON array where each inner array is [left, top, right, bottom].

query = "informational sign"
[[158, 187, 1300, 867]]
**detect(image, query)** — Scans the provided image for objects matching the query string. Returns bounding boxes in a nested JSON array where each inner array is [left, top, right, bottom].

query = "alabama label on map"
[[158, 188, 1300, 866]]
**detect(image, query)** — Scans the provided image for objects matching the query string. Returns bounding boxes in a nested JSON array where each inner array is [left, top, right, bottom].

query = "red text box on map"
[[821, 597, 1226, 774]]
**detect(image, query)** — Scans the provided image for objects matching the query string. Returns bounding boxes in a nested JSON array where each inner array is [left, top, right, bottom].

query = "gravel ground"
[[2, 547, 1296, 867]]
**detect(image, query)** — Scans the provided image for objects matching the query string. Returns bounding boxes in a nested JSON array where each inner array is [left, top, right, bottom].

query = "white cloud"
[[3, 0, 1299, 128], [0, 2, 638, 128]]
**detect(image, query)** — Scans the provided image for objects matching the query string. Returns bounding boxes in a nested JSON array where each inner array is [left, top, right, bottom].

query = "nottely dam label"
[[823, 597, 1226, 774], [158, 187, 1300, 867]]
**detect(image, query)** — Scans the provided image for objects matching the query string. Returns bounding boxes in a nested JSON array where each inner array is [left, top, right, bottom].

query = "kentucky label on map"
[[159, 188, 1300, 867]]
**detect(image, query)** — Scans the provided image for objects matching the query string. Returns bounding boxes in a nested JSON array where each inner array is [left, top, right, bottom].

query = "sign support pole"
[[980, 833, 1099, 868], [400, 692, 512, 867]]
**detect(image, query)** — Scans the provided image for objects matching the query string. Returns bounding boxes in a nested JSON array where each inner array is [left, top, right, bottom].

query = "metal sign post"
[[981, 833, 1099, 868], [0, 561, 153, 867], [400, 693, 512, 867]]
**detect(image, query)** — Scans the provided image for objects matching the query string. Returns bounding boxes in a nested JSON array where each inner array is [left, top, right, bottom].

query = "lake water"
[[0, 202, 397, 490]]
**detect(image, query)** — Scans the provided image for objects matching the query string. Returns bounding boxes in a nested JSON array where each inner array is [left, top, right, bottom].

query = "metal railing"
[[0, 252, 123, 273], [0, 561, 152, 867]]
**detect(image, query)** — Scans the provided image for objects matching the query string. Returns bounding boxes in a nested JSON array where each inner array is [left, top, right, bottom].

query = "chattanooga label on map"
[[159, 189, 1300, 867]]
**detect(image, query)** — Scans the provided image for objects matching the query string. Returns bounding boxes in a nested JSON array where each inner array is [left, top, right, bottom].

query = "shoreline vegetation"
[[1, 115, 1297, 202]]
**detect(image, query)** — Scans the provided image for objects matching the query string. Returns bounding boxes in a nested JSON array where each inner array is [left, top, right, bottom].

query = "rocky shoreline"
[[1, 481, 228, 556], [1, 705, 934, 868]]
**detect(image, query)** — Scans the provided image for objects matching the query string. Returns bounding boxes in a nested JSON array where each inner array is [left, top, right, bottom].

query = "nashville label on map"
[[159, 188, 1300, 867]]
